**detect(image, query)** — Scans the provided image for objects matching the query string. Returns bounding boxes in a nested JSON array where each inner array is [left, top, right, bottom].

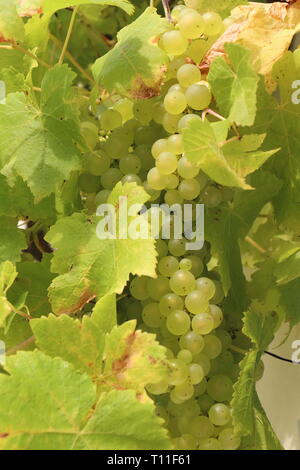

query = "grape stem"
[[162, 0, 172, 21], [0, 43, 51, 69], [58, 6, 79, 65], [202, 108, 226, 121], [245, 235, 267, 255], [6, 336, 35, 356]]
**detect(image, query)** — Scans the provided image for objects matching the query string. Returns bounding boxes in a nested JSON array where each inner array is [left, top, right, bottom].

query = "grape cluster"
[[76, 2, 256, 450]]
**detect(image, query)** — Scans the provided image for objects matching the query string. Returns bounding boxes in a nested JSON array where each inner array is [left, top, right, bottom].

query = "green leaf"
[[199, 0, 247, 18], [92, 7, 169, 98], [274, 249, 300, 285], [183, 119, 250, 189], [0, 261, 17, 294], [31, 294, 116, 376], [0, 217, 26, 263], [46, 182, 157, 314], [43, 0, 134, 16], [243, 309, 277, 351], [279, 278, 300, 326], [0, 65, 82, 201], [0, 0, 24, 42], [101, 320, 169, 393], [208, 43, 259, 126], [0, 351, 170, 450]]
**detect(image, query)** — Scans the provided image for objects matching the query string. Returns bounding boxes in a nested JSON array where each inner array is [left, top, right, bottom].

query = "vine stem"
[[58, 6, 79, 65], [0, 43, 51, 69], [245, 235, 267, 255], [6, 336, 35, 356], [162, 0, 172, 21]]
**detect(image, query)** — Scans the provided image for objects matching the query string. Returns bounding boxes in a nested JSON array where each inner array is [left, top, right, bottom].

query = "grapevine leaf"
[[92, 7, 169, 99], [0, 0, 24, 43], [0, 351, 170, 450], [0, 65, 82, 201], [0, 261, 18, 327], [208, 43, 259, 126], [101, 320, 169, 393], [274, 249, 300, 285], [31, 294, 116, 376], [279, 278, 300, 326], [43, 0, 134, 16], [199, 0, 247, 18], [183, 119, 250, 189], [0, 217, 26, 263], [243, 309, 277, 351], [46, 182, 157, 315]]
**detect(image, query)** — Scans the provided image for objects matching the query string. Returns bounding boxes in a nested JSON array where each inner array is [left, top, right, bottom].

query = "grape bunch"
[[75, 1, 261, 450]]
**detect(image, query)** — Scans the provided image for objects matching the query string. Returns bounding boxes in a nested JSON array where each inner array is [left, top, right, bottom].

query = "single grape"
[[159, 293, 184, 316], [203, 334, 222, 359], [167, 134, 183, 155], [195, 277, 216, 300], [100, 109, 122, 131], [161, 31, 188, 56], [173, 381, 194, 401], [178, 10, 204, 40], [167, 310, 190, 336], [171, 5, 187, 21], [209, 305, 223, 328], [165, 174, 180, 190], [178, 113, 201, 132], [156, 239, 168, 258], [164, 90, 187, 115], [178, 178, 201, 200], [185, 290, 209, 315], [168, 239, 187, 257], [133, 100, 154, 125], [129, 276, 149, 300], [164, 189, 184, 206], [203, 186, 223, 207], [100, 168, 123, 190], [170, 270, 196, 296], [95, 189, 110, 205], [86, 151, 111, 177], [218, 427, 241, 450], [168, 359, 189, 385], [202, 11, 223, 36], [190, 415, 214, 439], [177, 349, 193, 364], [198, 438, 221, 450], [147, 276, 170, 301], [113, 98, 133, 122], [185, 84, 212, 110], [142, 302, 163, 328], [146, 379, 169, 395], [179, 258, 192, 271], [177, 156, 199, 179], [121, 174, 142, 185], [211, 280, 225, 304], [163, 112, 182, 134], [158, 256, 179, 277], [207, 374, 233, 402], [186, 255, 204, 277], [78, 172, 101, 193], [209, 403, 231, 426], [177, 63, 201, 88], [119, 154, 141, 174], [179, 331, 204, 355], [192, 312, 215, 335], [198, 393, 214, 413], [80, 121, 99, 149], [188, 363, 204, 384], [173, 433, 197, 450], [147, 167, 168, 190], [156, 151, 178, 175], [152, 102, 165, 124], [151, 139, 169, 159]]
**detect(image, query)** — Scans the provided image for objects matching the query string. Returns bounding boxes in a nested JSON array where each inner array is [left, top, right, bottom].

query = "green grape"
[[215, 329, 232, 349], [193, 377, 207, 397], [156, 239, 168, 258], [80, 121, 99, 149], [196, 171, 209, 191], [209, 305, 223, 328], [121, 174, 141, 185], [161, 30, 188, 56], [147, 167, 168, 190], [218, 428, 241, 450], [188, 363, 204, 384], [79, 172, 101, 193], [119, 154, 141, 174], [198, 438, 221, 450], [167, 56, 186, 79], [156, 151, 178, 175], [207, 374, 233, 402], [135, 125, 162, 146], [203, 335, 222, 359], [147, 276, 170, 301], [168, 239, 186, 257], [211, 280, 225, 304], [164, 90, 187, 115], [135, 145, 155, 171], [168, 359, 189, 385], [158, 256, 179, 277], [221, 186, 234, 202], [198, 393, 214, 413], [203, 186, 223, 207], [173, 433, 197, 450], [202, 11, 223, 36], [178, 10, 204, 39], [179, 258, 192, 271], [177, 156, 199, 179], [95, 189, 110, 205], [186, 255, 204, 277], [184, 0, 203, 10], [114, 98, 133, 122], [166, 310, 190, 336], [166, 174, 179, 190], [167, 134, 184, 155], [104, 135, 129, 159], [146, 379, 169, 395], [173, 381, 194, 401], [170, 270, 196, 296], [209, 403, 231, 426], [185, 84, 212, 110], [133, 100, 154, 125], [193, 352, 211, 375], [129, 276, 149, 300], [142, 302, 163, 328], [86, 151, 110, 176], [178, 113, 201, 132], [190, 416, 214, 439], [168, 83, 185, 94], [185, 290, 209, 315], [152, 102, 165, 124], [179, 331, 204, 355], [210, 350, 234, 376], [100, 109, 122, 131], [163, 112, 182, 133], [151, 139, 169, 159], [177, 349, 193, 364], [178, 178, 201, 200], [192, 312, 215, 335], [171, 5, 187, 21], [100, 168, 122, 190], [159, 293, 184, 316], [143, 181, 161, 201], [170, 389, 184, 404], [177, 63, 201, 88], [164, 189, 184, 206], [195, 277, 216, 300]]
